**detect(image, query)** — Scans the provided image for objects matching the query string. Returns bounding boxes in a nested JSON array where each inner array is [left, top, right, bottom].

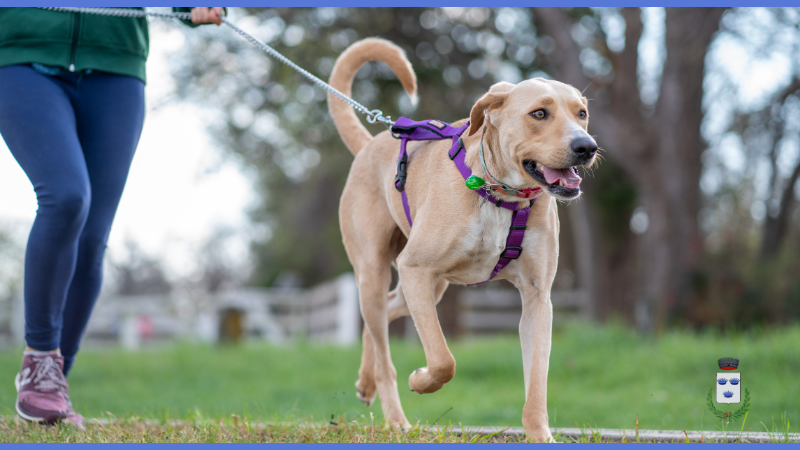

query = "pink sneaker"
[[62, 390, 86, 429], [14, 352, 83, 426]]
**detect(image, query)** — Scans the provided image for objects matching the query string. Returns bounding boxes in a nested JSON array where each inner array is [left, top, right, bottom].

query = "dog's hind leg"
[[343, 214, 410, 427], [356, 262, 411, 428], [355, 327, 378, 407], [355, 282, 408, 408], [355, 232, 410, 409], [397, 262, 455, 395], [356, 284, 404, 408]]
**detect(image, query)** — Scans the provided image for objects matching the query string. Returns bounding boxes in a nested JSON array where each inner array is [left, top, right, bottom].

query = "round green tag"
[[465, 175, 485, 190]]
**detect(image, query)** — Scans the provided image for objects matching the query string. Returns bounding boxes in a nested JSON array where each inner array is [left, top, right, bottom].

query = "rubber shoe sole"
[[14, 372, 47, 424]]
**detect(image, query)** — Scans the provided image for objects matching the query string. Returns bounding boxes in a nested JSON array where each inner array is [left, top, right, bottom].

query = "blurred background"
[[0, 6, 799, 432]]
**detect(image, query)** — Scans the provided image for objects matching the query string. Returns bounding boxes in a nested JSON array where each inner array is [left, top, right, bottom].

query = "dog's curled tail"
[[328, 38, 417, 156]]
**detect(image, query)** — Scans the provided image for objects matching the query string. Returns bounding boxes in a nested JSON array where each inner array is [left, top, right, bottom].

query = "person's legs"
[[0, 65, 92, 352], [0, 64, 91, 425], [59, 71, 145, 376]]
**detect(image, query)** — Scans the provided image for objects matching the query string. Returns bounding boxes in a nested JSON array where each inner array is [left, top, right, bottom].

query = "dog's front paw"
[[408, 367, 446, 394]]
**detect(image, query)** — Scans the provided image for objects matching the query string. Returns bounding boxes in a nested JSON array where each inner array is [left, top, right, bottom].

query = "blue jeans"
[[0, 64, 144, 375]]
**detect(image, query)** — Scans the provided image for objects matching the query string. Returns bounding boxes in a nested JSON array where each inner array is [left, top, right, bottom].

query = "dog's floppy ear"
[[469, 82, 514, 135], [469, 93, 508, 136], [469, 92, 509, 135]]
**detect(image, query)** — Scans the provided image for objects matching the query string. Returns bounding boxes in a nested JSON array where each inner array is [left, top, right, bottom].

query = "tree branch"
[[533, 8, 590, 89], [608, 8, 644, 115]]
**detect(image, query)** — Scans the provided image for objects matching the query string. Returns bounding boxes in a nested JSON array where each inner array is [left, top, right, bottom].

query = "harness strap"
[[394, 118, 470, 227], [391, 116, 534, 285], [395, 137, 412, 225], [470, 205, 529, 286]]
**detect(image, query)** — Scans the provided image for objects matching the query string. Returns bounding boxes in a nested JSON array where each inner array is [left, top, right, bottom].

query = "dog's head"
[[468, 78, 597, 201]]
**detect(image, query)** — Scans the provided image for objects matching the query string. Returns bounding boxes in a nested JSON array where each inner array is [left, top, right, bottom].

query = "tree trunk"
[[759, 77, 800, 260], [760, 162, 800, 259], [638, 8, 724, 329], [535, 7, 725, 331], [568, 200, 596, 319]]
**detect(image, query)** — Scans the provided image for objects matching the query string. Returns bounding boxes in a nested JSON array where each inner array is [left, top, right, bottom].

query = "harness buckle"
[[510, 225, 527, 230], [449, 138, 463, 160], [500, 246, 523, 259], [395, 154, 408, 192]]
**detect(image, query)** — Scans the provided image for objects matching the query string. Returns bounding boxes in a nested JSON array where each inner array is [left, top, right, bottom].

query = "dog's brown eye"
[[531, 109, 547, 120], [578, 110, 587, 119]]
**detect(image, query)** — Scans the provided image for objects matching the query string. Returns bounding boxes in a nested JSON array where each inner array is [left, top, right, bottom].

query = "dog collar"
[[471, 128, 541, 200]]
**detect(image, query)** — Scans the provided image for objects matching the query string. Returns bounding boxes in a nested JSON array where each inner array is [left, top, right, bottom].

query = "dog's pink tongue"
[[541, 166, 582, 189]]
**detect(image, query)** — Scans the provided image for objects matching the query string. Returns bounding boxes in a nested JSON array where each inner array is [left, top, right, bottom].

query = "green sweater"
[[0, 7, 207, 84]]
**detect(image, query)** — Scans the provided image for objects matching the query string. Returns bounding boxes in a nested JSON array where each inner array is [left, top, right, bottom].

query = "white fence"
[[0, 273, 361, 349], [0, 276, 591, 348], [457, 288, 590, 335]]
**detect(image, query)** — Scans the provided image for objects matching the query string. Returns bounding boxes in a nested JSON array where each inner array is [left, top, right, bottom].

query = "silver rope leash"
[[39, 7, 394, 127]]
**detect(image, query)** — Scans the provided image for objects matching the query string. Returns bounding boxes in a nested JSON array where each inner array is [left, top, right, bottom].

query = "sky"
[[0, 20, 254, 280]]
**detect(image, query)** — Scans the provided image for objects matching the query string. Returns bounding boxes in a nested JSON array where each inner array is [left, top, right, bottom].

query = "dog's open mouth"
[[523, 160, 581, 199]]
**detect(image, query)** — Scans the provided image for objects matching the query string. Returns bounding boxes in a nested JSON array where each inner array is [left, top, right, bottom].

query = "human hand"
[[191, 7, 224, 26]]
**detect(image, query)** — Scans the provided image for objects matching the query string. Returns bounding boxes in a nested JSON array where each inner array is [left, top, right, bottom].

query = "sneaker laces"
[[25, 355, 69, 392]]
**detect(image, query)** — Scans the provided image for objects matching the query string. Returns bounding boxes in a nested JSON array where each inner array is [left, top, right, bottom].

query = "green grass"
[[0, 418, 529, 443], [0, 415, 794, 443], [0, 416, 743, 443], [0, 322, 798, 436]]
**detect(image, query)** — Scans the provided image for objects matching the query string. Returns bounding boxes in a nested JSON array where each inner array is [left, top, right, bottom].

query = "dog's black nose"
[[570, 137, 598, 159]]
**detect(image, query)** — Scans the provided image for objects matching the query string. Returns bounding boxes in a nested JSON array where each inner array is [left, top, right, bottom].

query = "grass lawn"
[[0, 322, 797, 437], [0, 418, 531, 443]]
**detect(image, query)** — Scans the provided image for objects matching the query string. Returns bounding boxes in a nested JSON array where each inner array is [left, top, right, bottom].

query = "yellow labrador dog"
[[328, 38, 597, 443]]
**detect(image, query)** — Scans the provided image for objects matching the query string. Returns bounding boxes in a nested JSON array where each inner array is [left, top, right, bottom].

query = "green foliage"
[[688, 231, 800, 329], [707, 388, 750, 423]]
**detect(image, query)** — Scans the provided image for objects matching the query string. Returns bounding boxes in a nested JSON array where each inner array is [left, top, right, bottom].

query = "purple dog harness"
[[391, 117, 534, 286]]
